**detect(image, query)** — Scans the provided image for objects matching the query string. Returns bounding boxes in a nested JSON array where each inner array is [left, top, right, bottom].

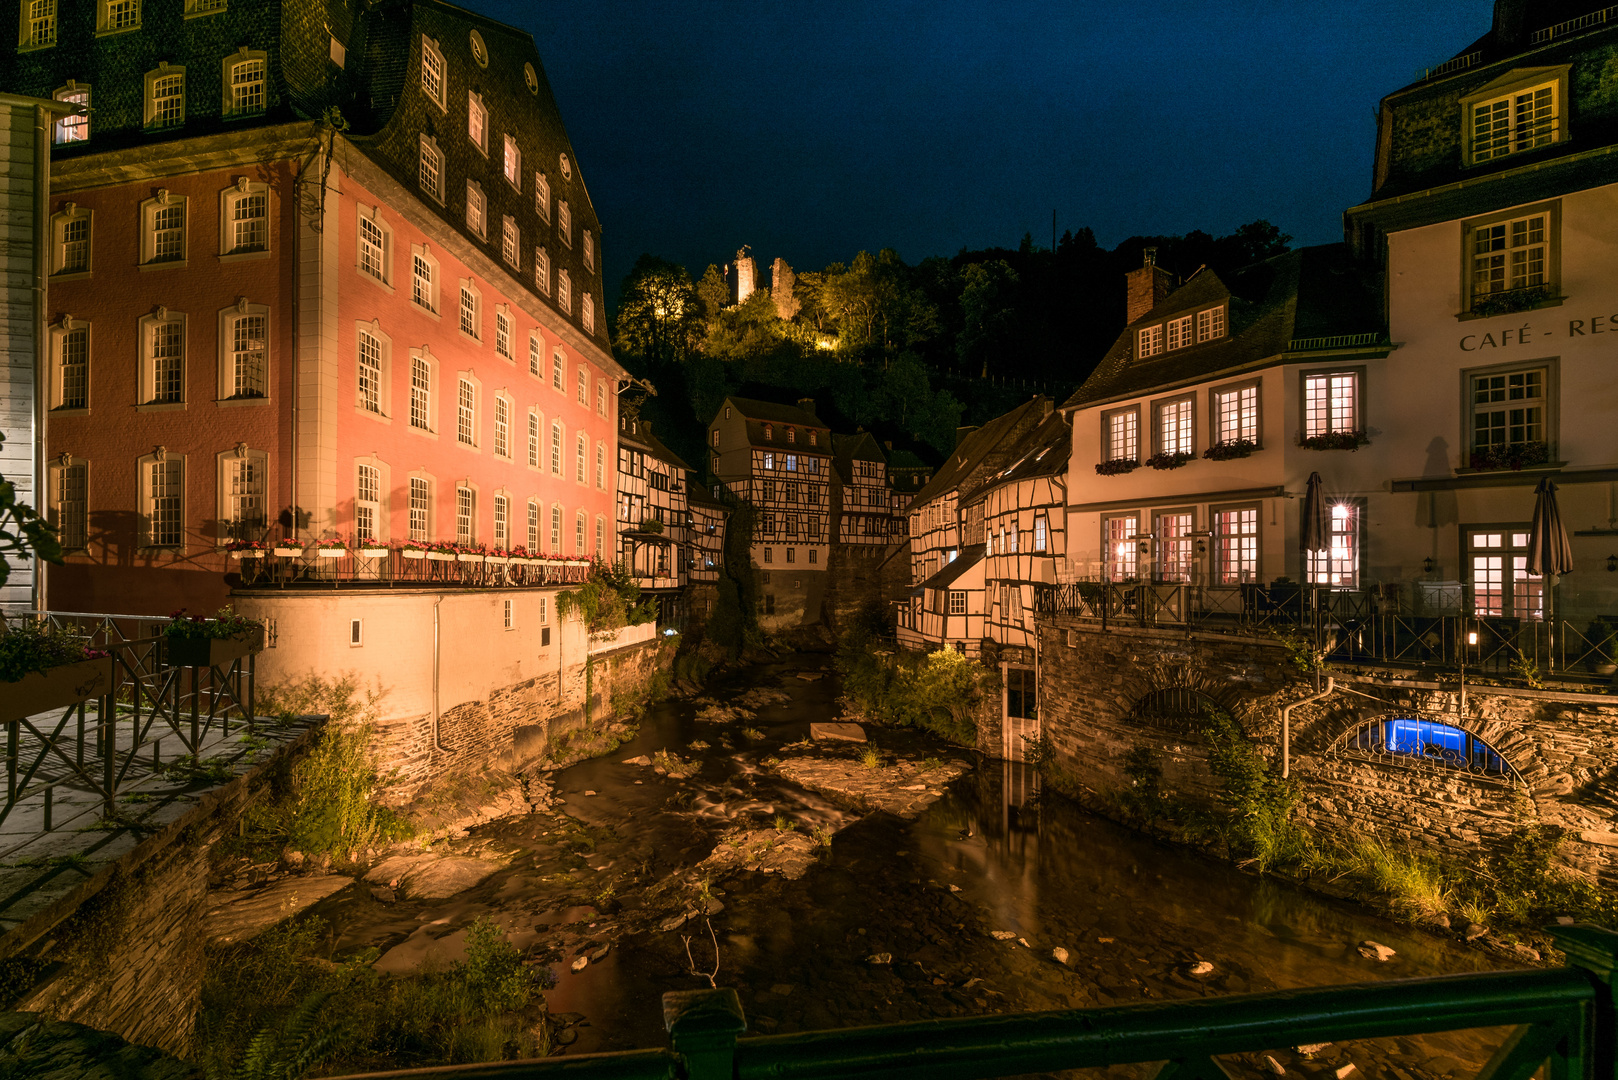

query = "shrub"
[[1200, 706, 1313, 872], [0, 622, 107, 682], [836, 626, 989, 745]]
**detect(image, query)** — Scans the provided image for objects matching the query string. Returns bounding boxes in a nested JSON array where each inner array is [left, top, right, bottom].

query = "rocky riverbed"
[[200, 650, 1520, 1078]]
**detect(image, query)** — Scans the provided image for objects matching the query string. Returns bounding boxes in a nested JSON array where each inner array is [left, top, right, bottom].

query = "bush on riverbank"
[[835, 625, 989, 745], [1034, 706, 1618, 940], [244, 676, 412, 859], [198, 914, 550, 1078]]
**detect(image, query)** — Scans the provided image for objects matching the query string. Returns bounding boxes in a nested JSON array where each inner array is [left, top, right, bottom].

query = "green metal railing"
[[325, 925, 1618, 1080]]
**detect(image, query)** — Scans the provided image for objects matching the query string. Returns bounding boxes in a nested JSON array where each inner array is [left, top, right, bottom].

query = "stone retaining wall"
[[1036, 617, 1618, 890]]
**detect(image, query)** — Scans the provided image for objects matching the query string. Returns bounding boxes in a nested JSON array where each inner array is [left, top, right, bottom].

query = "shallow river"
[[312, 650, 1521, 1078]]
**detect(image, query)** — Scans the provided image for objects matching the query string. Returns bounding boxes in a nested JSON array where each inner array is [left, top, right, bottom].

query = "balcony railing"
[[228, 548, 592, 589], [1034, 580, 1618, 684], [328, 925, 1618, 1080], [1531, 5, 1618, 43], [1417, 50, 1481, 81]]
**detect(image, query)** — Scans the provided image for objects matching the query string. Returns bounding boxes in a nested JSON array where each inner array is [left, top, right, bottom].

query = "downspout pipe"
[[431, 596, 449, 753], [31, 104, 50, 616], [1280, 676, 1334, 779]]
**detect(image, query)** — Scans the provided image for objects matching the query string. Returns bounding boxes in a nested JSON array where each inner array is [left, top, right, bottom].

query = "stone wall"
[[1035, 617, 1618, 890], [1, 726, 322, 1058], [823, 543, 907, 630]]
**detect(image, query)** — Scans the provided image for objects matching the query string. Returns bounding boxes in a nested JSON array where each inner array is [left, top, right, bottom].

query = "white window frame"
[[1102, 405, 1139, 463], [528, 409, 542, 468], [1302, 368, 1363, 438], [550, 503, 564, 551], [408, 348, 438, 436], [494, 306, 513, 360], [53, 83, 88, 143], [140, 191, 187, 266], [1467, 360, 1553, 459], [219, 178, 270, 259], [49, 203, 91, 277], [493, 394, 512, 459], [575, 432, 588, 484], [221, 48, 268, 118], [1137, 324, 1163, 358], [583, 229, 595, 272], [456, 373, 480, 448], [501, 215, 520, 268], [410, 244, 440, 313], [356, 208, 392, 289], [549, 419, 564, 475], [558, 200, 572, 247], [558, 268, 572, 314], [1307, 500, 1362, 589], [503, 134, 521, 189], [576, 367, 588, 405], [20, 0, 57, 51], [467, 89, 487, 154], [596, 381, 607, 417], [1212, 502, 1260, 586], [1210, 379, 1260, 447], [527, 498, 541, 551], [138, 308, 187, 407], [529, 331, 542, 378], [575, 509, 586, 553], [534, 245, 551, 294], [354, 458, 387, 544], [138, 451, 185, 549], [420, 35, 446, 110], [535, 172, 551, 222], [217, 300, 270, 402], [97, 0, 139, 35], [418, 134, 445, 204], [1464, 201, 1558, 312], [465, 179, 487, 239], [1165, 313, 1192, 351], [51, 457, 88, 551], [144, 64, 185, 130], [551, 346, 566, 393], [493, 491, 510, 550], [48, 317, 89, 412], [582, 292, 595, 334], [1196, 305, 1226, 342], [1464, 70, 1566, 166], [1153, 394, 1195, 457], [355, 321, 391, 420], [408, 474, 434, 541], [184, 0, 227, 15], [455, 484, 477, 545], [458, 281, 481, 341], [595, 442, 606, 489]]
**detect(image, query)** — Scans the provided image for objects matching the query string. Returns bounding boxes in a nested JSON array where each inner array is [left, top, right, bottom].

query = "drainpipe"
[[431, 595, 449, 752], [31, 105, 50, 616], [1280, 676, 1334, 779]]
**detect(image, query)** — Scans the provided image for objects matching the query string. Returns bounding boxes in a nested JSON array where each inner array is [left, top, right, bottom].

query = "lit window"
[[356, 463, 381, 543], [459, 284, 479, 338], [495, 310, 512, 358], [1469, 80, 1558, 165], [1103, 407, 1139, 463], [409, 477, 430, 540], [1307, 503, 1359, 588], [1155, 396, 1193, 456], [503, 135, 520, 188], [221, 452, 266, 543], [53, 460, 87, 550], [1033, 513, 1048, 553], [455, 486, 475, 544], [418, 135, 444, 201], [410, 355, 432, 430], [558, 268, 571, 314], [528, 332, 541, 376], [493, 494, 509, 550], [1468, 528, 1543, 619], [1137, 324, 1163, 358], [1471, 367, 1546, 457], [358, 215, 389, 283], [467, 90, 487, 153], [558, 200, 571, 246], [457, 378, 476, 445], [53, 84, 88, 143], [494, 396, 509, 457], [1155, 511, 1193, 583], [358, 330, 383, 414], [1165, 314, 1192, 351], [147, 67, 185, 129], [411, 250, 435, 310], [1105, 514, 1138, 581], [465, 179, 486, 238], [1469, 210, 1550, 308], [227, 310, 267, 398], [1213, 506, 1259, 585], [1303, 371, 1360, 437], [501, 216, 520, 267], [575, 432, 587, 483], [227, 54, 266, 116], [1213, 383, 1259, 445], [420, 36, 445, 107], [527, 499, 540, 550], [535, 246, 550, 294], [1196, 306, 1226, 342], [24, 0, 56, 48], [144, 457, 184, 548]]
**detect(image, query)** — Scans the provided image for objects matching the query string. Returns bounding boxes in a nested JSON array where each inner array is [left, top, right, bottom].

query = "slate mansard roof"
[[723, 397, 832, 451], [1062, 244, 1385, 411], [4, 0, 608, 352]]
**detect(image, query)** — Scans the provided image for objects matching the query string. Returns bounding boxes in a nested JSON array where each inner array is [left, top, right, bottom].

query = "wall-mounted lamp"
[[1608, 554, 1617, 573], [1138, 540, 1151, 554], [1467, 630, 1479, 646], [1423, 557, 1436, 574], [1195, 538, 1208, 557]]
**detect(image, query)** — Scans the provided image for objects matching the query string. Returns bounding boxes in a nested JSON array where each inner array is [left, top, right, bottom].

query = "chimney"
[[797, 397, 816, 417], [1125, 246, 1175, 324], [1493, 0, 1527, 47]]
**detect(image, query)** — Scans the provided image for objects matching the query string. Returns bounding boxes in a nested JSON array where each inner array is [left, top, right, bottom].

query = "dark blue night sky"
[[476, 1, 1489, 308]]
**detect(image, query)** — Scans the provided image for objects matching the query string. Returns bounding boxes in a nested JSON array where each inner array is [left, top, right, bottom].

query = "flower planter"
[[272, 547, 302, 557], [231, 550, 266, 559], [402, 549, 427, 560], [456, 553, 484, 564], [360, 548, 390, 559], [427, 552, 455, 562], [487, 556, 509, 566], [167, 627, 264, 669], [316, 548, 346, 559], [2, 657, 114, 723]]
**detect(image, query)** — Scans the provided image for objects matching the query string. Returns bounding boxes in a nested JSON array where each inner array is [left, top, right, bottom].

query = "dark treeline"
[[610, 221, 1293, 476]]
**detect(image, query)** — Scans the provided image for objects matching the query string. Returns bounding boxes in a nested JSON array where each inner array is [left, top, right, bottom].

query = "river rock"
[[1336, 1065, 1357, 1079], [590, 944, 611, 961], [774, 754, 971, 818], [866, 953, 892, 964], [206, 874, 356, 943], [1264, 1055, 1286, 1075], [1465, 924, 1489, 941], [699, 828, 818, 879], [1295, 1044, 1330, 1055], [365, 853, 504, 899], [370, 886, 396, 904], [659, 912, 691, 932], [990, 930, 1017, 941], [622, 755, 652, 766], [1357, 940, 1396, 962], [810, 722, 867, 743], [570, 955, 589, 973], [1511, 943, 1541, 961], [1051, 947, 1070, 965], [1189, 961, 1215, 976]]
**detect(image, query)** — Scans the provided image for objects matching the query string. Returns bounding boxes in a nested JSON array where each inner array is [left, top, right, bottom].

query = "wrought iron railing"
[[5, 611, 265, 826], [1531, 5, 1618, 43], [1287, 332, 1385, 351], [325, 925, 1618, 1080], [1417, 50, 1482, 80], [1034, 581, 1618, 684], [229, 549, 591, 589]]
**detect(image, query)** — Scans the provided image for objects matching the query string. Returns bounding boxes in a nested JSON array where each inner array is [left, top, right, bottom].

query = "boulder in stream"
[[206, 874, 356, 943], [1357, 940, 1396, 962], [365, 853, 505, 899], [810, 722, 867, 743]]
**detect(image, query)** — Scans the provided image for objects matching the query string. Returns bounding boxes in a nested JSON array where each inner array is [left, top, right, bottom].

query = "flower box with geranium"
[[162, 607, 265, 669], [315, 539, 347, 558], [272, 541, 302, 557], [1095, 458, 1140, 476], [1203, 439, 1258, 461], [1469, 441, 1550, 472], [226, 539, 271, 558], [1145, 451, 1194, 471], [401, 540, 431, 561], [0, 624, 113, 724], [1298, 430, 1369, 452], [359, 543, 390, 559]]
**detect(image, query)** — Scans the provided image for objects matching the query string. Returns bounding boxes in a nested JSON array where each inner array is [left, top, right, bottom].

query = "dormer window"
[[1196, 306, 1226, 342], [1464, 70, 1565, 166], [786, 427, 796, 443], [1166, 314, 1192, 350], [1137, 325, 1163, 358], [763, 423, 773, 440]]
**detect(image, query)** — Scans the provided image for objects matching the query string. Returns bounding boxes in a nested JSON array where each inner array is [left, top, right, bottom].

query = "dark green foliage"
[[0, 436, 64, 598], [1200, 707, 1313, 872], [0, 622, 104, 682], [163, 606, 262, 642], [835, 625, 988, 745]]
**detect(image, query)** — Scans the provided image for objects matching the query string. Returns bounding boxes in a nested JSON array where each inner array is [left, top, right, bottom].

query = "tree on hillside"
[[615, 254, 700, 365], [821, 249, 938, 359], [956, 260, 1021, 379]]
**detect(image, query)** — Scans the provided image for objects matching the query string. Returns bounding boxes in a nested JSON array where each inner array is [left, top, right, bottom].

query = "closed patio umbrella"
[[1528, 477, 1573, 578], [1300, 471, 1328, 554]]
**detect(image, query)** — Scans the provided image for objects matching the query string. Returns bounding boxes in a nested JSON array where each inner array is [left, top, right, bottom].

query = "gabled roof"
[[1062, 244, 1385, 411], [721, 396, 832, 452], [918, 544, 985, 592], [908, 397, 1050, 510], [969, 411, 1071, 503], [832, 431, 885, 464], [621, 421, 694, 473], [688, 485, 729, 512]]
